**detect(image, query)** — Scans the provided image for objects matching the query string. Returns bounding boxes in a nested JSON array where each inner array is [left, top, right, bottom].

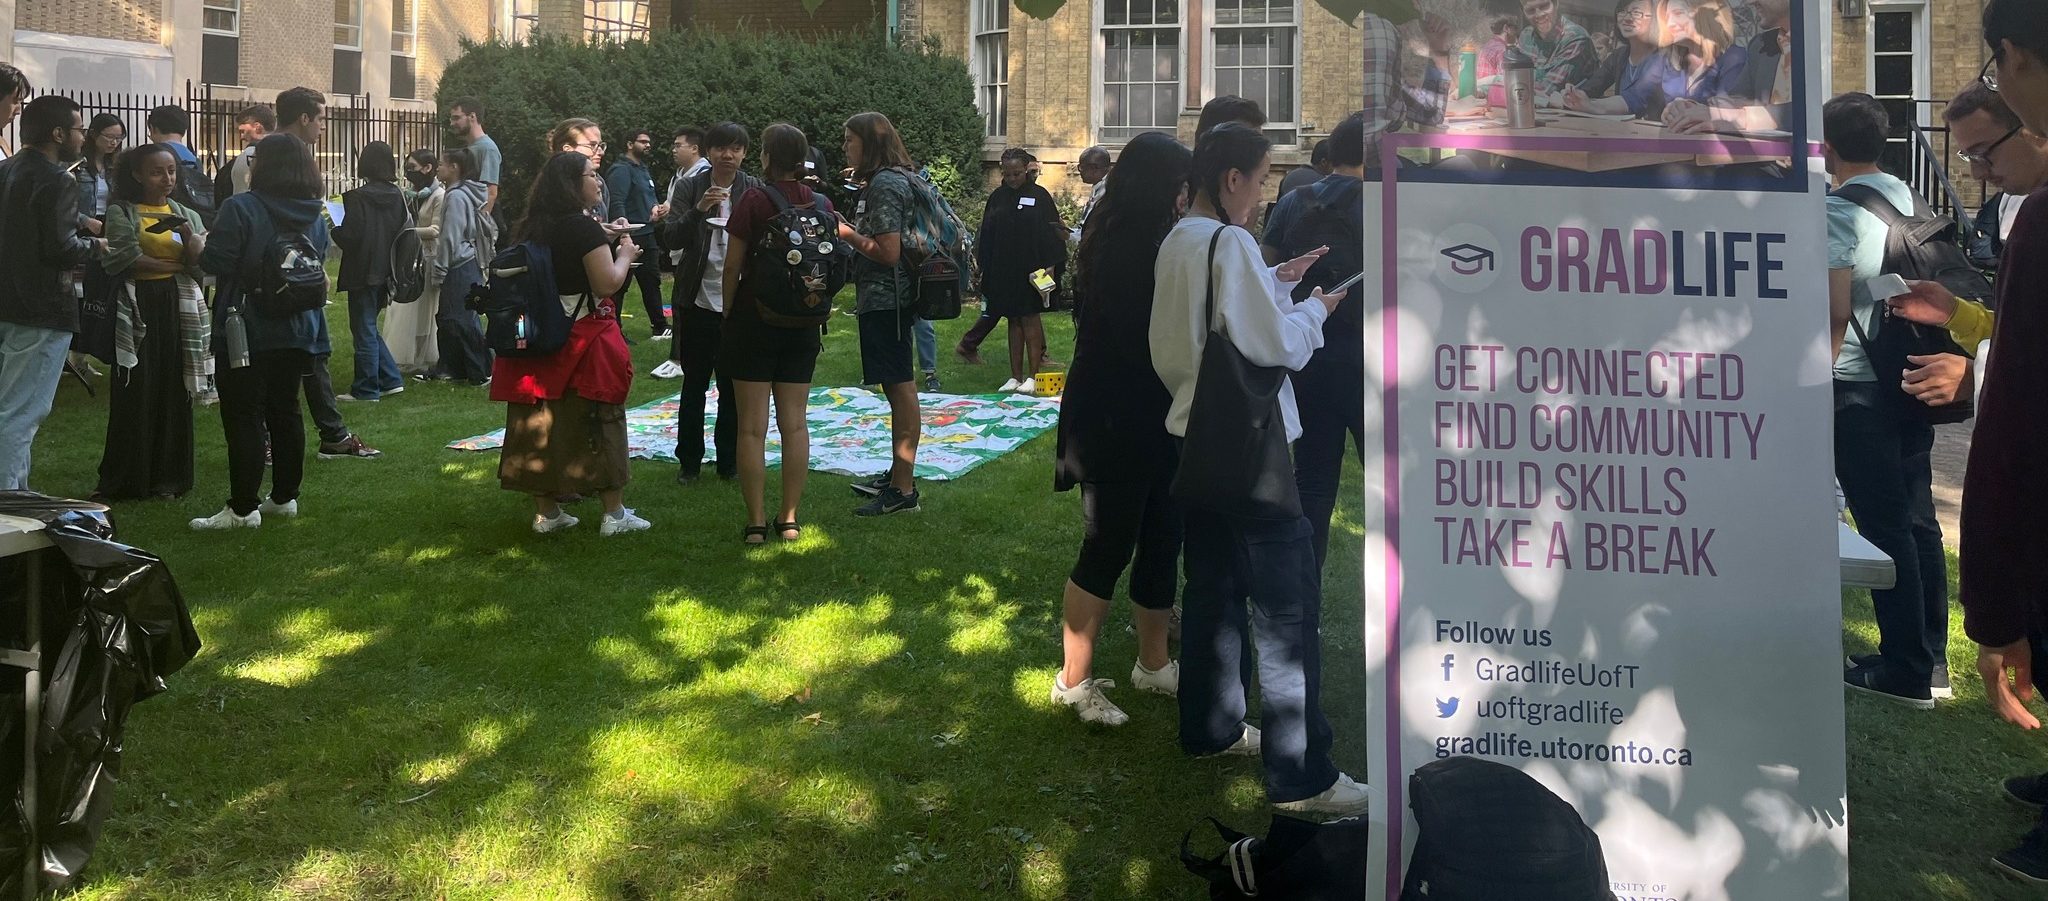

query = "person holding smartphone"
[[95, 142, 208, 500]]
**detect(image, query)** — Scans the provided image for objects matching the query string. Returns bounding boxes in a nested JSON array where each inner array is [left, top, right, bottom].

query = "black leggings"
[[217, 349, 309, 515], [1069, 469, 1183, 610]]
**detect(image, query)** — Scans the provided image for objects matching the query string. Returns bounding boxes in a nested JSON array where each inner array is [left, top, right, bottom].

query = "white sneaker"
[[382, 385, 404, 396], [1274, 772, 1375, 815], [257, 498, 298, 518], [997, 377, 1023, 393], [653, 329, 673, 341], [533, 511, 580, 534], [190, 507, 260, 530], [1052, 676, 1129, 725], [1131, 660, 1179, 696], [599, 508, 652, 536], [1204, 723, 1261, 757], [650, 360, 683, 380], [1015, 378, 1036, 395]]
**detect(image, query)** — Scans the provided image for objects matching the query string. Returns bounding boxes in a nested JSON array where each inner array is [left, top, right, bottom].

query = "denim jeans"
[[346, 285, 401, 398], [1834, 380, 1946, 685], [301, 356, 350, 445], [1293, 352, 1365, 572], [435, 260, 492, 383], [915, 317, 937, 374], [0, 320, 72, 490], [1179, 509, 1339, 803]]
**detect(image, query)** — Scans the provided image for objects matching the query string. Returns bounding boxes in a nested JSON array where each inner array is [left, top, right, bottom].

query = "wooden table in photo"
[[1441, 113, 1792, 172]]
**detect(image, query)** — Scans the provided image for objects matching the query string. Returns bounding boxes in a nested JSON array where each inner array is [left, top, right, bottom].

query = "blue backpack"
[[467, 241, 584, 358]]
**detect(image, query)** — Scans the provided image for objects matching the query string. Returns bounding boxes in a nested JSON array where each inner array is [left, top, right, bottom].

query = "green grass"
[[22, 278, 2047, 898]]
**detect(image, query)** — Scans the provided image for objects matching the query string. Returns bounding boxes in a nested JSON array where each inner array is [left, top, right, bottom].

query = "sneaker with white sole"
[[1203, 723, 1261, 758], [599, 508, 652, 536], [1014, 378, 1036, 395], [1274, 772, 1375, 815], [997, 377, 1023, 393], [653, 329, 673, 341], [650, 360, 683, 380], [257, 498, 298, 518], [532, 511, 580, 534], [190, 507, 260, 530], [1131, 660, 1179, 696], [1052, 676, 1129, 725]]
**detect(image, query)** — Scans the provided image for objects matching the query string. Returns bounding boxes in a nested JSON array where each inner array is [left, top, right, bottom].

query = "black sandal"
[[742, 524, 772, 545], [774, 520, 802, 542]]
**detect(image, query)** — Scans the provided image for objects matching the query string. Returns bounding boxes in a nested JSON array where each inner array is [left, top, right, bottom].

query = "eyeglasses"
[[572, 141, 607, 153], [1982, 53, 2002, 92], [1616, 9, 1652, 22], [1958, 124, 2024, 165]]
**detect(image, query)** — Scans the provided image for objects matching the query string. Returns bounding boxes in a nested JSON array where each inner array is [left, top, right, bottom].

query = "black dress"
[[96, 276, 195, 499], [975, 183, 1066, 318], [1053, 235, 1177, 492]]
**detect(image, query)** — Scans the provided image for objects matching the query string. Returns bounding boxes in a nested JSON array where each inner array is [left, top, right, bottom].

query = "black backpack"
[[388, 206, 428, 305], [1281, 179, 1365, 355], [468, 239, 581, 358], [171, 152, 217, 229], [1401, 757, 1616, 901], [1830, 183, 1988, 424], [746, 183, 846, 328], [1181, 814, 1367, 899], [247, 206, 329, 317]]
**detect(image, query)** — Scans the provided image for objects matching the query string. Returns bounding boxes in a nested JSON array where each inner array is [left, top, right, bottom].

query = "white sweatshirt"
[[1150, 216, 1329, 441]]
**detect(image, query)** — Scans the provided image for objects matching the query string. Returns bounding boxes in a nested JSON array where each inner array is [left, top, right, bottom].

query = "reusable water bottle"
[[1458, 43, 1479, 99], [1503, 47, 1538, 129], [221, 305, 251, 370]]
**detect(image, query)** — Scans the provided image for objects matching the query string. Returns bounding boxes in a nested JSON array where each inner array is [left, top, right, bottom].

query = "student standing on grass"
[[658, 122, 755, 485], [0, 95, 106, 492], [332, 142, 408, 402], [94, 143, 208, 502], [652, 125, 710, 381], [446, 98, 500, 215], [1887, 3, 2048, 880], [1049, 133, 1190, 725], [492, 152, 650, 537], [722, 124, 835, 545], [387, 150, 443, 376], [191, 134, 329, 530], [225, 105, 274, 198], [838, 112, 924, 517], [1150, 123, 1366, 815], [0, 63, 27, 160], [73, 114, 126, 367], [607, 128, 669, 341], [975, 148, 1066, 395], [422, 147, 494, 386]]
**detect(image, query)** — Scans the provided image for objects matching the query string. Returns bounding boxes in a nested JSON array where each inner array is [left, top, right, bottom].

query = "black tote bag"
[[1169, 226, 1303, 522]]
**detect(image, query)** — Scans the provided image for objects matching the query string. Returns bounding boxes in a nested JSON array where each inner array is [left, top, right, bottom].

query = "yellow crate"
[[1034, 370, 1067, 397]]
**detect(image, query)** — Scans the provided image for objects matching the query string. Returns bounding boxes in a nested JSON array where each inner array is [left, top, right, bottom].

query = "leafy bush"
[[437, 30, 985, 220]]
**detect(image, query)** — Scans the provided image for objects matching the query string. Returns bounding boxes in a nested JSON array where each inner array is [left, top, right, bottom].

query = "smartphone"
[[1325, 270, 1366, 296], [146, 216, 189, 234]]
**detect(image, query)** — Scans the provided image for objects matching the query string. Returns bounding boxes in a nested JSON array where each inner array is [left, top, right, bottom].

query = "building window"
[[334, 0, 364, 95], [391, 0, 419, 100], [586, 0, 651, 42], [1869, 7, 1926, 177], [502, 0, 539, 42], [201, 0, 241, 86], [1211, 0, 1298, 144], [972, 0, 1010, 139], [1098, 0, 1183, 143]]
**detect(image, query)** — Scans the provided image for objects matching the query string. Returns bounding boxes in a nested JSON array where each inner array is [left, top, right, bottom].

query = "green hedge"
[[436, 29, 985, 219]]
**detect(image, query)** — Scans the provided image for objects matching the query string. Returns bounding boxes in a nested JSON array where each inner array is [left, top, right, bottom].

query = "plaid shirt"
[[1361, 13, 1450, 166]]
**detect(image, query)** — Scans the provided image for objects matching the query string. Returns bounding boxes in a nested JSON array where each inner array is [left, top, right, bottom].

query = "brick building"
[[1828, 0, 1993, 211], [1, 0, 491, 109]]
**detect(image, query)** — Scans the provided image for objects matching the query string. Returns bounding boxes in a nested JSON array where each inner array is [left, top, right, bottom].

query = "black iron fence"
[[2, 82, 442, 196], [1892, 99, 1986, 226]]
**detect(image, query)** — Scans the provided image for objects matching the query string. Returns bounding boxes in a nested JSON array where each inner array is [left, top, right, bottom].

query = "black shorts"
[[858, 308, 916, 386], [719, 313, 822, 384], [1069, 469, 1184, 610]]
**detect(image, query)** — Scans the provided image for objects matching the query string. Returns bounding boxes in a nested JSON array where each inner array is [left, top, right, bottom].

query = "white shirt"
[[2000, 192, 2027, 241], [1150, 216, 1328, 441], [231, 146, 256, 195], [695, 174, 735, 313]]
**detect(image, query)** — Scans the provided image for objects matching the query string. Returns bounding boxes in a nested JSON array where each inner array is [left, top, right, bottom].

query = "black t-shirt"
[[541, 213, 610, 296]]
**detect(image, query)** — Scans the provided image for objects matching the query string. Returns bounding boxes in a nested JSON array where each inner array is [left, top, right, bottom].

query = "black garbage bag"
[[0, 491, 200, 896], [1181, 813, 1369, 899]]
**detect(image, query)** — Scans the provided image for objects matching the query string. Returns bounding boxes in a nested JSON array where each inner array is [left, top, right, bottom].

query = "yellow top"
[[1946, 297, 1994, 349], [134, 203, 183, 281]]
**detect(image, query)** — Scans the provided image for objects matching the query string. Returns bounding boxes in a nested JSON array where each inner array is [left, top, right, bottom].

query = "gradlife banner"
[[1361, 3, 1848, 898]]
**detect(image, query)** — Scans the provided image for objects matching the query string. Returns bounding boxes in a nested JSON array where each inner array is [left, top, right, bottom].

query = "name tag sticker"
[[804, 160, 817, 170], [857, 200, 867, 214], [1018, 197, 1037, 207]]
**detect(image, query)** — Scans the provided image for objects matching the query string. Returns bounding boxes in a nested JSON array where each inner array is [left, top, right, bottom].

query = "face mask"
[[406, 168, 434, 190]]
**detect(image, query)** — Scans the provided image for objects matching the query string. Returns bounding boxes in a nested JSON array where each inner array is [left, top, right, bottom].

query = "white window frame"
[[501, 0, 539, 43], [972, 0, 1010, 140], [1865, 3, 1929, 166], [334, 0, 363, 50], [586, 0, 651, 42], [1204, 0, 1302, 145], [202, 0, 241, 36], [393, 0, 418, 58], [1093, 0, 1189, 145]]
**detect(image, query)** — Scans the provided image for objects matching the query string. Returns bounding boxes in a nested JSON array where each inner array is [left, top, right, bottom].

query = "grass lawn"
[[20, 276, 2048, 899]]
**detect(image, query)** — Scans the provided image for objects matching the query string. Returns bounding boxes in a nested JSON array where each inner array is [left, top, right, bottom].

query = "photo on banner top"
[[1367, 0, 1805, 190]]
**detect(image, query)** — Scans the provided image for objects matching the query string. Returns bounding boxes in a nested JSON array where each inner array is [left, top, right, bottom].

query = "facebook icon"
[[1441, 654, 1455, 682]]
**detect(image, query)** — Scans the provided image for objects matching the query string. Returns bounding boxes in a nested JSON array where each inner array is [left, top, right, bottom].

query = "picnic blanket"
[[448, 386, 1062, 481]]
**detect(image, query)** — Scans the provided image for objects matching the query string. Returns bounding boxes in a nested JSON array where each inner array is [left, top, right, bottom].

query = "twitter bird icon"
[[1435, 697, 1460, 719]]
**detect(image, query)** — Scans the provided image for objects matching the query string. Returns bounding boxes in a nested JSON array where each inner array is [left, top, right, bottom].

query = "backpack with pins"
[[746, 183, 848, 327], [881, 167, 974, 321], [1829, 183, 1991, 424], [248, 203, 329, 317]]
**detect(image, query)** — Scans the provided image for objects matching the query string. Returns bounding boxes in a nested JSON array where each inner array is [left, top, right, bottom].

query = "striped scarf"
[[114, 275, 214, 397]]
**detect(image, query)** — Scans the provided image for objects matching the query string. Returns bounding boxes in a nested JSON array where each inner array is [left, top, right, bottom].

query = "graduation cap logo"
[[1439, 243, 1495, 275]]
